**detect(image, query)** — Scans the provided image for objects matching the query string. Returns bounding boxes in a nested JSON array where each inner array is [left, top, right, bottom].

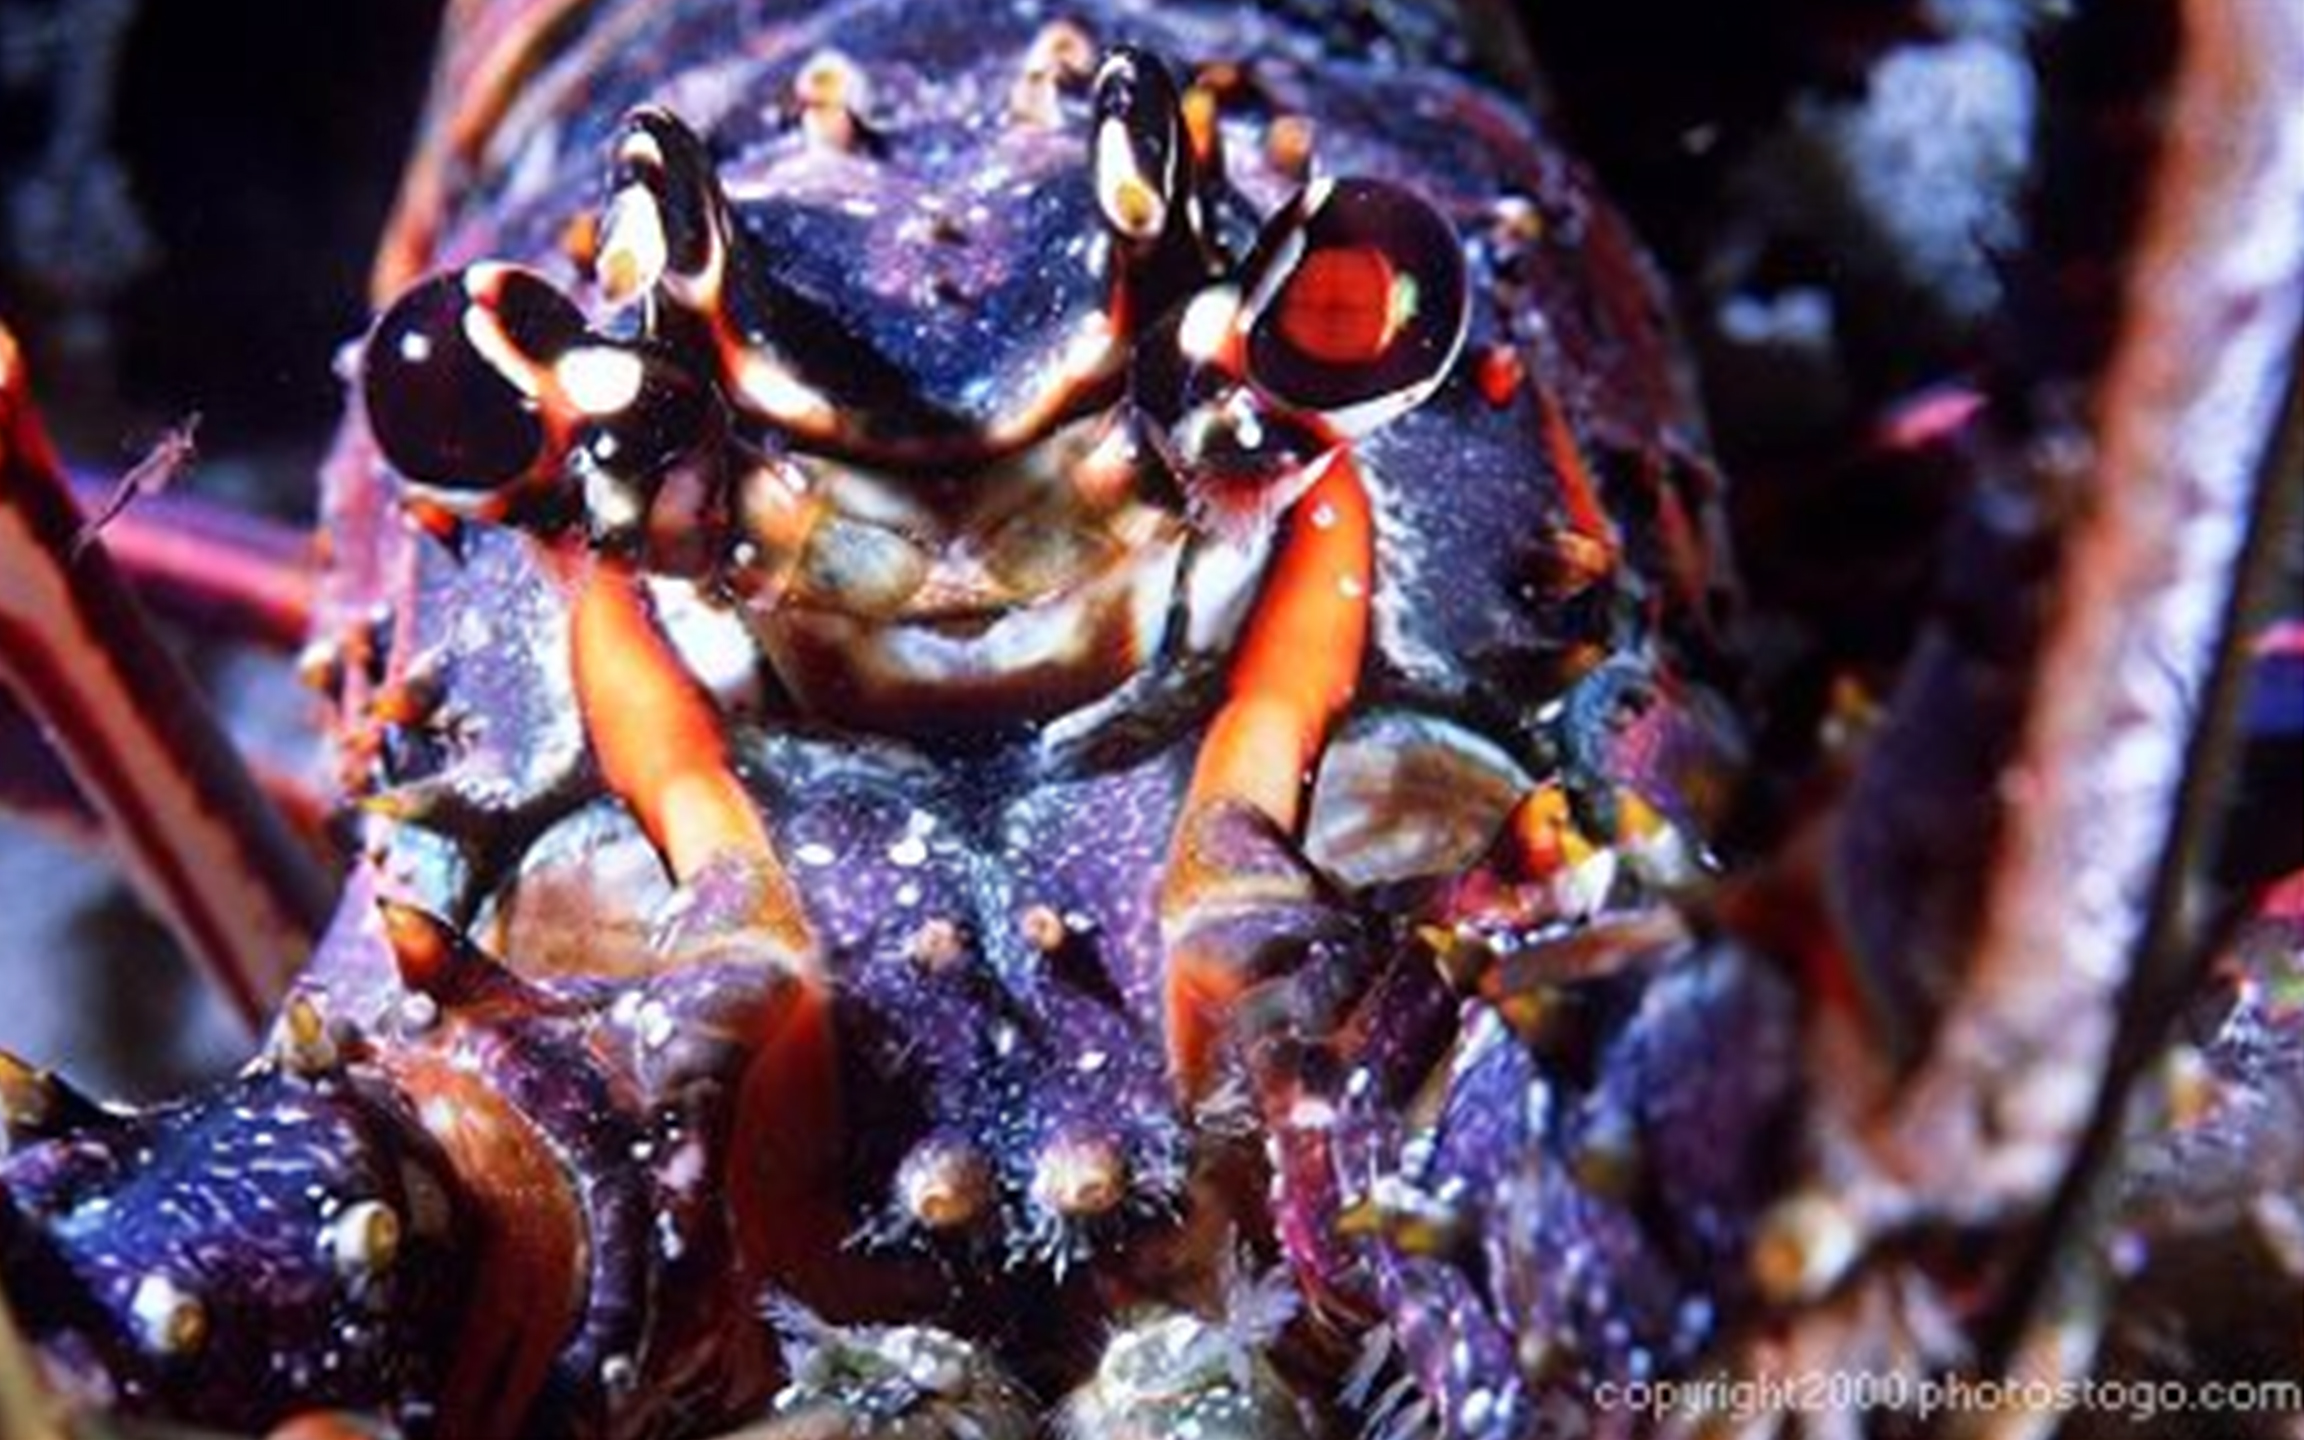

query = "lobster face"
[[360, 45, 1468, 733]]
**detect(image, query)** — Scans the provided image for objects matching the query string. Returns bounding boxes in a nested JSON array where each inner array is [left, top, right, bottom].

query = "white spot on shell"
[[130, 1274, 206, 1356], [328, 1200, 402, 1279], [555, 346, 646, 416], [1288, 1096, 1338, 1131], [638, 1001, 676, 1051], [397, 993, 441, 1035], [1179, 288, 1242, 365], [887, 835, 929, 867]]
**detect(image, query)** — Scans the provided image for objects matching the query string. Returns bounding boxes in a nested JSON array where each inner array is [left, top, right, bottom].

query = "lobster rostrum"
[[1, 0, 2299, 1437]]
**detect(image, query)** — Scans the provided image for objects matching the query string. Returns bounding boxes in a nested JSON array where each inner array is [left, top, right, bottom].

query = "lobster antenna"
[[0, 325, 333, 1024]]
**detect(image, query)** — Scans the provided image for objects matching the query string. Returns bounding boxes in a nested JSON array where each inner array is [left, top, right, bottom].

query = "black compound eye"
[[1240, 178, 1468, 435], [363, 265, 588, 494]]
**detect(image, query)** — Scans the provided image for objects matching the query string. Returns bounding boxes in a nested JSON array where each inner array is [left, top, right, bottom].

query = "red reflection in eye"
[[1275, 245, 1402, 365]]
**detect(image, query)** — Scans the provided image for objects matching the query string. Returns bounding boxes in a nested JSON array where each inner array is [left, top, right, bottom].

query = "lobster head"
[[358, 43, 1468, 731]]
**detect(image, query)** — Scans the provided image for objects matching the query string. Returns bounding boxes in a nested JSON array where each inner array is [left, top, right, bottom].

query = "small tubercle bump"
[[1019, 904, 1071, 955], [129, 1273, 208, 1358], [328, 1199, 404, 1280], [795, 49, 872, 153], [896, 1138, 995, 1233], [1031, 1130, 1128, 1219], [272, 995, 341, 1078]]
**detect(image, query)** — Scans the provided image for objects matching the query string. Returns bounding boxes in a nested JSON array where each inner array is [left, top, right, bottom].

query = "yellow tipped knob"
[[2162, 1044, 2219, 1131], [275, 995, 339, 1077], [597, 189, 669, 308], [1019, 904, 1071, 955], [0, 1050, 52, 1135], [896, 1139, 994, 1232], [1009, 20, 1093, 126], [1112, 177, 1162, 236], [796, 50, 870, 152], [329, 1200, 403, 1279], [1752, 1190, 1864, 1303], [1265, 114, 1316, 178], [130, 1273, 207, 1357], [1180, 84, 1222, 165], [1024, 19, 1093, 80], [1032, 1132, 1128, 1219]]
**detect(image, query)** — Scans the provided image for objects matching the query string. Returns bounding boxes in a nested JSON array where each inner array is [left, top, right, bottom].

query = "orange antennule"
[[1182, 452, 1372, 832], [568, 559, 844, 1293], [1161, 452, 1373, 1096], [571, 564, 789, 912]]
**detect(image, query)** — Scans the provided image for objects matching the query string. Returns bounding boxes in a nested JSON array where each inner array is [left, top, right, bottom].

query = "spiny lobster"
[[0, 0, 2299, 1437]]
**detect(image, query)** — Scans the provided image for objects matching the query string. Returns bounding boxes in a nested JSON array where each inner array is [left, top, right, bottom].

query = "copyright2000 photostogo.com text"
[[1593, 1372, 2303, 1427]]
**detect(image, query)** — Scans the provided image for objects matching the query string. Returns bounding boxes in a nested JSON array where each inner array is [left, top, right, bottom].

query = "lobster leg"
[[1730, 0, 2304, 1414], [1153, 449, 1394, 1313], [0, 323, 333, 1024], [568, 557, 846, 1292], [571, 561, 809, 933], [1860, 0, 2304, 1218], [1160, 451, 1372, 1101]]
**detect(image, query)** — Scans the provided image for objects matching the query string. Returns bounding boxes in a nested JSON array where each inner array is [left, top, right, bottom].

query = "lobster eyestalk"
[[0, 324, 334, 1024]]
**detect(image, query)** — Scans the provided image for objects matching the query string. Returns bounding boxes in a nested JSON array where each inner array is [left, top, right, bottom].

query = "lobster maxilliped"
[[1, 0, 2300, 1436]]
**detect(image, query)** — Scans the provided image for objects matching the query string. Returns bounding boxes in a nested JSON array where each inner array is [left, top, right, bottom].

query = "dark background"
[[0, 0, 442, 482]]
